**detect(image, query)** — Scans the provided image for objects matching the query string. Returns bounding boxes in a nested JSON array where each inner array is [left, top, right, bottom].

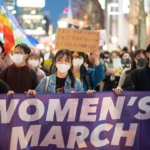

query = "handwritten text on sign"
[[55, 28, 100, 53]]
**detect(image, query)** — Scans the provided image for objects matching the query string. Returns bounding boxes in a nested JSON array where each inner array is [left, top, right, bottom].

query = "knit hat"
[[146, 44, 150, 52]]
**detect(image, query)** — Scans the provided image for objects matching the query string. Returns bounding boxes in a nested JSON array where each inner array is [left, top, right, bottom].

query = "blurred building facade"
[[15, 0, 52, 39], [4, 0, 16, 15], [4, 0, 15, 9], [73, 0, 104, 30], [104, 0, 149, 52], [57, 0, 104, 30]]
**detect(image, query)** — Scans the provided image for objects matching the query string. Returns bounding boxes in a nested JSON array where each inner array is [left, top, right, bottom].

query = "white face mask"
[[84, 63, 88, 69], [44, 53, 50, 60], [28, 60, 39, 67], [12, 54, 24, 65], [45, 47, 50, 52], [56, 64, 70, 73], [40, 57, 43, 64], [73, 58, 83, 67]]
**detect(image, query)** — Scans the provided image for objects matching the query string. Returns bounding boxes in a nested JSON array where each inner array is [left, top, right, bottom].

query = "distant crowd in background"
[[0, 41, 150, 95]]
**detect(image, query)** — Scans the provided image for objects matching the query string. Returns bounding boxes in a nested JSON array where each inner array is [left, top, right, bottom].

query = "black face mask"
[[104, 57, 110, 63], [137, 58, 147, 67], [121, 58, 131, 69]]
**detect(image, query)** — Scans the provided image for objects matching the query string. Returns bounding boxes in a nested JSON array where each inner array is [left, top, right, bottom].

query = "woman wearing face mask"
[[121, 52, 131, 69], [71, 50, 105, 91], [102, 50, 121, 91], [113, 49, 147, 94], [27, 53, 46, 82], [27, 49, 95, 94], [117, 52, 131, 87], [43, 45, 55, 70]]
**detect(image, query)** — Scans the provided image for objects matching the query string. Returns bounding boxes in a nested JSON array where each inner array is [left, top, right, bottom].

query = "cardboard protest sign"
[[55, 28, 100, 53], [113, 58, 123, 76]]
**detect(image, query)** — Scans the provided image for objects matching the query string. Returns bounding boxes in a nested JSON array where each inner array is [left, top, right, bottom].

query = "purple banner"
[[0, 92, 150, 150]]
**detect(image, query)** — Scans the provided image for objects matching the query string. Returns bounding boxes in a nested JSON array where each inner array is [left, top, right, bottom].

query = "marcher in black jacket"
[[114, 44, 150, 94], [121, 64, 150, 91]]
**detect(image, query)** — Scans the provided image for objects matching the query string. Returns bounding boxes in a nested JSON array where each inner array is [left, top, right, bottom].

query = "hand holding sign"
[[91, 50, 100, 66], [92, 50, 100, 59]]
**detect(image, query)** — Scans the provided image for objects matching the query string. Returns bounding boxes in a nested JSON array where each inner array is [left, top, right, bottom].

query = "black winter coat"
[[122, 64, 150, 91]]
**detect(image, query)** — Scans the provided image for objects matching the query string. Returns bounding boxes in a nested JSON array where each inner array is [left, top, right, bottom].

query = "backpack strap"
[[4, 66, 9, 82], [44, 77, 49, 93], [30, 68, 36, 81]]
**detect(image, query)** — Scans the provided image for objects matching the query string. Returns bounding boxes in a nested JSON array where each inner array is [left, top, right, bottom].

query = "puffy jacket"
[[122, 64, 150, 91]]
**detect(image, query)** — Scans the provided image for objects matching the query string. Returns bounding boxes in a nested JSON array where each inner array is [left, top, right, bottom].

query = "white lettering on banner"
[[0, 96, 150, 123], [1, 95, 149, 149], [90, 124, 113, 147], [10, 125, 41, 150], [0, 99, 19, 123], [67, 126, 89, 149], [18, 98, 45, 122], [134, 96, 150, 120], [9, 123, 138, 149], [99, 96, 125, 121], [111, 123, 138, 146], [40, 126, 65, 148], [46, 99, 79, 122], [80, 98, 99, 121]]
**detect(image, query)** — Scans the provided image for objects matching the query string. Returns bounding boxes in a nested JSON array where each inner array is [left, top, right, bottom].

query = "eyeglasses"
[[12, 51, 25, 55]]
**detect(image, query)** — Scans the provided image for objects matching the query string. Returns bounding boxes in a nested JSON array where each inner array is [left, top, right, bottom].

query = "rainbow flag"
[[0, 0, 38, 54]]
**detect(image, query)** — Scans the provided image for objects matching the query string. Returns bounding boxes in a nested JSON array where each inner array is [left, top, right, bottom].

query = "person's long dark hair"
[[0, 41, 4, 53], [54, 49, 75, 88], [125, 49, 146, 75], [110, 50, 120, 63], [120, 52, 131, 59], [0, 41, 5, 59]]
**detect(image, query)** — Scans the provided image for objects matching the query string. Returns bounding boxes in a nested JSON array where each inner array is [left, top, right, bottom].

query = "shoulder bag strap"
[[44, 77, 49, 93]]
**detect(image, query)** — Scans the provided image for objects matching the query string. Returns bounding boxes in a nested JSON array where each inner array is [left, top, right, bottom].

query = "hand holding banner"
[[0, 92, 150, 150]]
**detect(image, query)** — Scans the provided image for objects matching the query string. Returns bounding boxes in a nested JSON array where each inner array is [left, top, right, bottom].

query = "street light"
[[57, 20, 68, 28], [31, 10, 36, 15], [11, 10, 16, 14], [144, 0, 150, 13], [111, 36, 118, 43], [42, 20, 46, 24]]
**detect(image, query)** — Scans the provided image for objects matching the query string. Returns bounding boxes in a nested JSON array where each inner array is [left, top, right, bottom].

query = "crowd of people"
[[0, 41, 150, 95]]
